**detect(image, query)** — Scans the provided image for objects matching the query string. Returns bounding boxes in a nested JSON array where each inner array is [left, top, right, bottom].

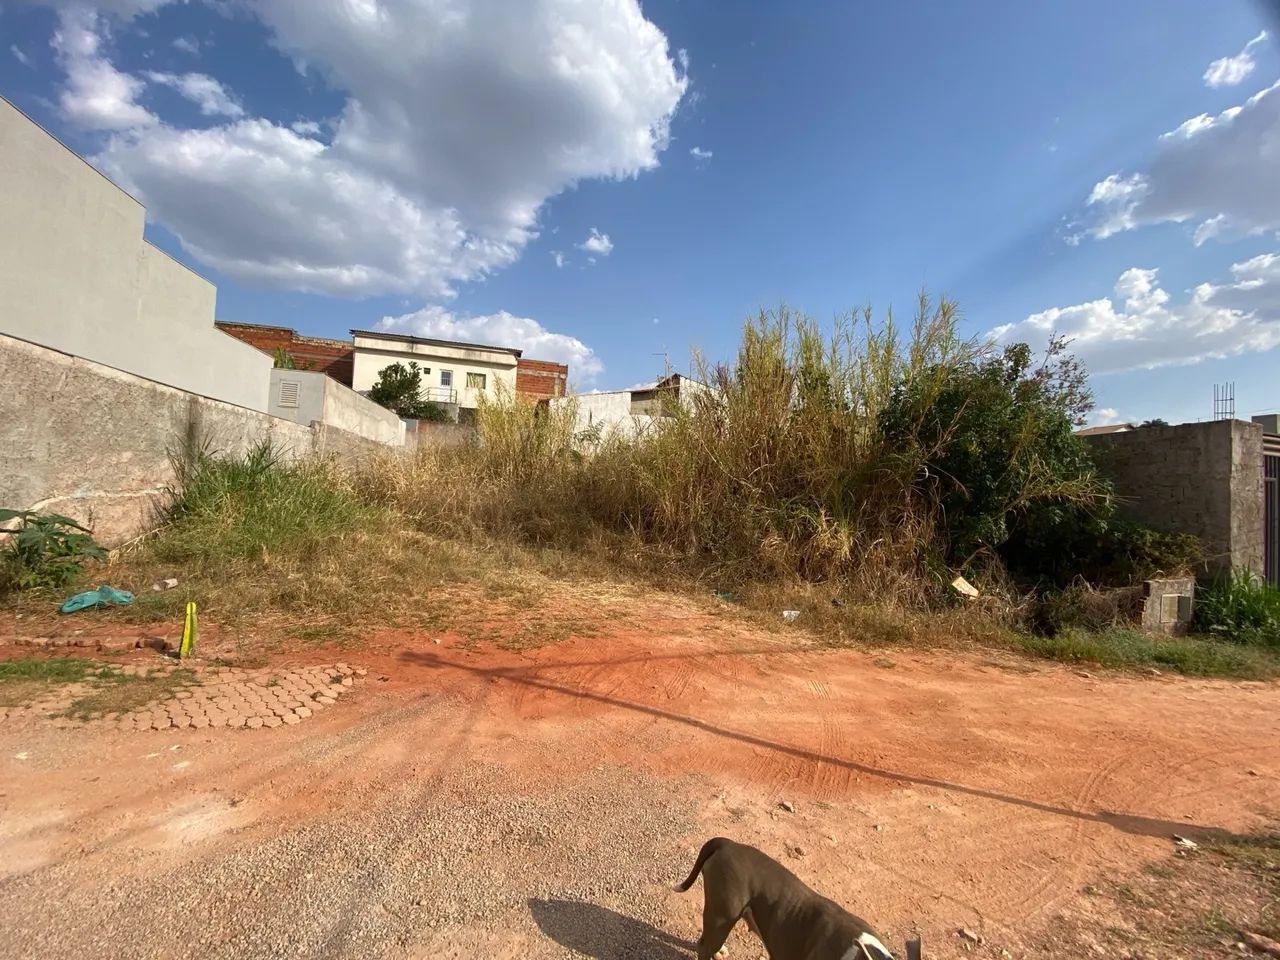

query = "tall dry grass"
[[356, 298, 1034, 606]]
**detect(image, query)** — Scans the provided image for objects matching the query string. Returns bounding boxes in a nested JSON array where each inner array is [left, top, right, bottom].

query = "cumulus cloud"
[[145, 71, 244, 117], [56, 0, 685, 298], [578, 228, 614, 256], [378, 305, 603, 380], [289, 119, 321, 136], [690, 145, 712, 160], [552, 250, 567, 268], [1088, 408, 1126, 427], [1077, 80, 1280, 244], [1203, 30, 1267, 88], [172, 36, 201, 55], [993, 259, 1280, 374], [11, 44, 32, 66], [51, 7, 156, 130]]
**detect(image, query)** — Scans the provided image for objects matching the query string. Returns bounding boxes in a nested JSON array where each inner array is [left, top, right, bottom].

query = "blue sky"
[[3, 1, 1279, 424]]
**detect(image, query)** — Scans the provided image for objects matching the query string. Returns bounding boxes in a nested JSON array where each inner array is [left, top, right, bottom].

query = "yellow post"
[[179, 601, 198, 659]]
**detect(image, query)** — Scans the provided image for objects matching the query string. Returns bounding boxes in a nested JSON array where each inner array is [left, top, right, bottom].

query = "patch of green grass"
[[0, 658, 100, 683], [0, 658, 104, 708], [1013, 627, 1280, 679], [61, 667, 194, 720], [1194, 569, 1280, 647], [288, 624, 354, 645], [0, 658, 192, 716], [155, 441, 371, 565]]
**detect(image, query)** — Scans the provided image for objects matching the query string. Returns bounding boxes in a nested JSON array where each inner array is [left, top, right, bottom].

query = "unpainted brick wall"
[[217, 322, 354, 386], [515, 358, 568, 399], [1087, 420, 1264, 577]]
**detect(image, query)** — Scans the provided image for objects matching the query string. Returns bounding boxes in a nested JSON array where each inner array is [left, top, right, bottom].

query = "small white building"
[[554, 374, 709, 440], [350, 329, 522, 418]]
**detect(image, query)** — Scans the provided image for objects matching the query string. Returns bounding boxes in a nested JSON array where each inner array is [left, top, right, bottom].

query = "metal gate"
[[1266, 435, 1280, 586]]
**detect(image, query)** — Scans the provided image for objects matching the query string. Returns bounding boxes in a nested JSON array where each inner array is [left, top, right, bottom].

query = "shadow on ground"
[[529, 898, 694, 959]]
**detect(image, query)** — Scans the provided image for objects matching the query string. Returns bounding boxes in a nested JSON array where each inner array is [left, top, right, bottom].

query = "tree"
[[272, 347, 311, 370], [368, 362, 451, 421], [1140, 418, 1169, 428], [879, 339, 1105, 569]]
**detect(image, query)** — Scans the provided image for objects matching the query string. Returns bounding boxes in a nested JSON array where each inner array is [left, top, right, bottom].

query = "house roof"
[[1075, 423, 1137, 436], [350, 328, 522, 358]]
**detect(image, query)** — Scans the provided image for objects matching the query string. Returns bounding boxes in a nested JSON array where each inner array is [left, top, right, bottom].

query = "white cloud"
[[552, 250, 566, 268], [57, 0, 685, 298], [1078, 79, 1280, 244], [993, 259, 1280, 374], [172, 36, 200, 55], [690, 145, 713, 160], [11, 45, 31, 66], [1203, 30, 1267, 88], [51, 7, 156, 130], [378, 305, 603, 381], [145, 71, 244, 117], [579, 228, 614, 256], [1089, 408, 1126, 427], [290, 119, 321, 136]]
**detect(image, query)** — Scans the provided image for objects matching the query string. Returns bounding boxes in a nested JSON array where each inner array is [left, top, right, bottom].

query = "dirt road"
[[1, 595, 1277, 958]]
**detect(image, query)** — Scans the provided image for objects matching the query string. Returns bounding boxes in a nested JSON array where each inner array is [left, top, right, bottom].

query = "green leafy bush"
[[0, 508, 106, 590], [1004, 508, 1203, 587], [368, 361, 451, 422], [878, 337, 1106, 573], [1194, 569, 1280, 647]]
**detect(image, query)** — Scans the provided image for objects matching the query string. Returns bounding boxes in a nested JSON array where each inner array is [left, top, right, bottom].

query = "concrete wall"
[[268, 369, 405, 446], [1087, 419, 1264, 577], [555, 391, 659, 440], [0, 334, 399, 546], [351, 334, 518, 410], [0, 96, 270, 411]]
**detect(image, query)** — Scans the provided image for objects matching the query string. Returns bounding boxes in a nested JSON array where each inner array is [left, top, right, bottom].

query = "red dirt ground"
[[1, 594, 1277, 958]]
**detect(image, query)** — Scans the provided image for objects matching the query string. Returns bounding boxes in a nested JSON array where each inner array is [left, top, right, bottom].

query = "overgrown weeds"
[[359, 300, 1113, 607], [1194, 569, 1280, 647], [1015, 628, 1280, 679]]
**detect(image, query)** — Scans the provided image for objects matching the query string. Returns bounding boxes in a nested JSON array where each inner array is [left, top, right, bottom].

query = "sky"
[[2, 1, 1279, 425]]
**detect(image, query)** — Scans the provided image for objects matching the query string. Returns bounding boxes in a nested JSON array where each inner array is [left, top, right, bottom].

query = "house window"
[[467, 372, 486, 390], [440, 370, 453, 388]]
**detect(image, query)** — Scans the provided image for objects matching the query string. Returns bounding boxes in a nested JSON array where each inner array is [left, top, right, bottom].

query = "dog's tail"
[[672, 837, 729, 892]]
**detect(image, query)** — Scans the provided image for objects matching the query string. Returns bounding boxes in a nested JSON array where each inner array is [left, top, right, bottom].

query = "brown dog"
[[675, 838, 895, 960]]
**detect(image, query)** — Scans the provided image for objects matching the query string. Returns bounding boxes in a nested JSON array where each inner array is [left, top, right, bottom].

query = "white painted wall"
[[269, 369, 405, 446], [554, 391, 656, 439], [351, 334, 518, 410], [0, 96, 270, 411]]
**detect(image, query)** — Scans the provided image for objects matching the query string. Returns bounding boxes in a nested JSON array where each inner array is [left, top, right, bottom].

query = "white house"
[[350, 329, 522, 418], [553, 374, 710, 440]]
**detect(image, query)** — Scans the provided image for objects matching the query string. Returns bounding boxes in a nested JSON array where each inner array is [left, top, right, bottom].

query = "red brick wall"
[[516, 358, 568, 399], [216, 322, 354, 386]]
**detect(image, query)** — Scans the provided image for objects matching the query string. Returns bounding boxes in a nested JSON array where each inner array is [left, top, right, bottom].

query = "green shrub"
[[155, 442, 369, 563], [878, 336, 1107, 573], [0, 508, 106, 591], [1005, 508, 1203, 587], [1016, 627, 1280, 678], [1194, 569, 1280, 647]]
